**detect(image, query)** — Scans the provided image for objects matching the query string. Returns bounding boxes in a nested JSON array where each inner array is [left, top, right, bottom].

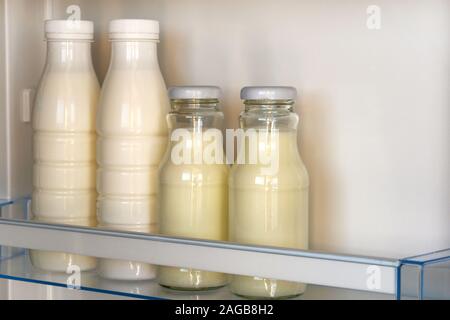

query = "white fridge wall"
[[0, 1, 7, 199], [0, 0, 448, 260], [54, 0, 450, 258], [0, 0, 47, 199]]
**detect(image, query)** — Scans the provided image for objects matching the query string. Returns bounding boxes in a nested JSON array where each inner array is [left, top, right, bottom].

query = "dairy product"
[[96, 19, 169, 280], [30, 218, 97, 272], [97, 224, 158, 280], [159, 162, 228, 241], [229, 87, 309, 299], [31, 20, 99, 272], [158, 135, 229, 290], [229, 130, 309, 298], [158, 87, 228, 290]]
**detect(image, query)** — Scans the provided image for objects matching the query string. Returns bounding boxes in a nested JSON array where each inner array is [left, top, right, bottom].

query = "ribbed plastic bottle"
[[31, 20, 99, 272], [96, 19, 170, 280]]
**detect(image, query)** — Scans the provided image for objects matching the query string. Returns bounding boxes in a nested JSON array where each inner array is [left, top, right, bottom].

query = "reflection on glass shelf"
[[0, 251, 392, 300]]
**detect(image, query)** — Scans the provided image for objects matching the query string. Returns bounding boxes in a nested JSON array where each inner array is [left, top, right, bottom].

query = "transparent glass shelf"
[[398, 249, 450, 300], [0, 252, 395, 300], [0, 197, 448, 300]]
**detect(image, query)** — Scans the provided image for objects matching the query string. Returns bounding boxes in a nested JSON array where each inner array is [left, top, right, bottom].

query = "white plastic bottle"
[[31, 20, 99, 272], [96, 19, 170, 280]]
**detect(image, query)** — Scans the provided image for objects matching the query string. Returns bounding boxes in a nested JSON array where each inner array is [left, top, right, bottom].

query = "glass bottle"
[[229, 87, 309, 299], [158, 86, 228, 290]]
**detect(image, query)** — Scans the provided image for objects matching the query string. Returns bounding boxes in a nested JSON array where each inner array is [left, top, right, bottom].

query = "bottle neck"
[[244, 100, 295, 113], [45, 40, 94, 72], [171, 99, 220, 113], [168, 100, 223, 131], [241, 100, 299, 132], [110, 40, 159, 69]]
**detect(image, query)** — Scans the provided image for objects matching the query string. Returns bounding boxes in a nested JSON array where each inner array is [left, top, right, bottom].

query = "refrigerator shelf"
[[0, 253, 395, 300], [0, 198, 448, 300], [398, 249, 450, 300]]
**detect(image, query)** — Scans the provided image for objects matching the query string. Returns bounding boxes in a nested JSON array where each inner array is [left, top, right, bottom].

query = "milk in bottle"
[[96, 19, 170, 280], [158, 87, 228, 290], [229, 87, 309, 299], [31, 20, 99, 272]]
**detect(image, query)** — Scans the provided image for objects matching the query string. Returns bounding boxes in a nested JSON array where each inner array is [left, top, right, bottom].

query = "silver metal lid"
[[168, 86, 222, 100], [240, 86, 297, 101]]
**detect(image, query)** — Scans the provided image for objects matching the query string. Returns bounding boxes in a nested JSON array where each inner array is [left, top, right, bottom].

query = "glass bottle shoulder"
[[229, 129, 309, 189]]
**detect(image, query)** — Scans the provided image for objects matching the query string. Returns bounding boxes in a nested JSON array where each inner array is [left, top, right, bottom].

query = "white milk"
[[229, 130, 309, 298], [158, 130, 229, 289], [29, 218, 97, 272], [31, 21, 99, 272], [97, 224, 158, 280], [96, 20, 169, 280]]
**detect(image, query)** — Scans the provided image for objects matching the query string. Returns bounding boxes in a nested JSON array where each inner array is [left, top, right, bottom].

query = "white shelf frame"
[[0, 218, 399, 296]]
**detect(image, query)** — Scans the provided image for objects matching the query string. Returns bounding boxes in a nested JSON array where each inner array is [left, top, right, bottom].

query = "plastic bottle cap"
[[45, 20, 94, 40], [109, 19, 160, 40], [168, 86, 222, 100], [240, 86, 298, 101]]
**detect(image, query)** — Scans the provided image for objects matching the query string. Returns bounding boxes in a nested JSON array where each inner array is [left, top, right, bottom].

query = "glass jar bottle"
[[31, 20, 99, 272], [229, 87, 309, 299], [158, 86, 228, 290]]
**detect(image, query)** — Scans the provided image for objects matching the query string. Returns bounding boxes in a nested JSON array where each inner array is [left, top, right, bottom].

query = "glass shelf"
[[0, 252, 394, 300], [0, 197, 448, 300], [398, 249, 450, 300]]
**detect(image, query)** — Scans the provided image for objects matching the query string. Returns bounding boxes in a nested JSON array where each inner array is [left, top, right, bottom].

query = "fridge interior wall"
[[0, 0, 449, 259]]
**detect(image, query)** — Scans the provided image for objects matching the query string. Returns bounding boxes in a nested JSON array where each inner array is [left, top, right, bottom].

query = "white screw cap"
[[109, 19, 160, 40], [45, 20, 94, 40]]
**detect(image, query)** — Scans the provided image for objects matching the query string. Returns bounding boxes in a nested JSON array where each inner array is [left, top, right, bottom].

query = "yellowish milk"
[[229, 130, 309, 298], [158, 130, 229, 289]]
